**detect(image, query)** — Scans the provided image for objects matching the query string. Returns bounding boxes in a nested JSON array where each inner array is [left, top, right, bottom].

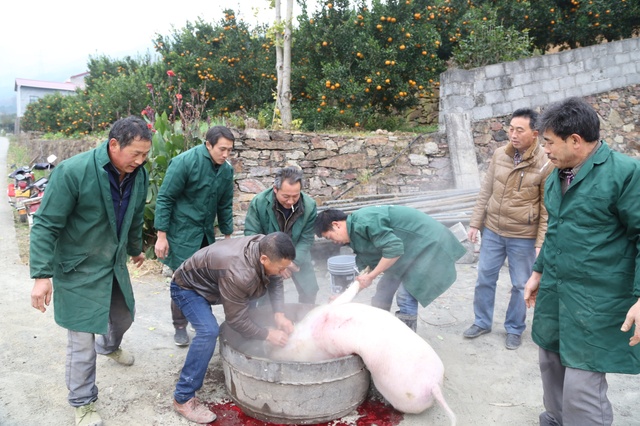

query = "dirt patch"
[[11, 213, 30, 264]]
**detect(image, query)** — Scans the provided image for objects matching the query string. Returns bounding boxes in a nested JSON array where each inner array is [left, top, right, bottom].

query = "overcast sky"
[[1, 0, 312, 112]]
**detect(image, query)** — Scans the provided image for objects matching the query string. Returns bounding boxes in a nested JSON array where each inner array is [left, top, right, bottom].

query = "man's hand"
[[131, 253, 145, 268], [621, 299, 640, 347], [31, 278, 52, 313], [524, 271, 542, 309], [468, 226, 480, 243], [266, 329, 289, 347], [356, 272, 376, 289], [281, 263, 300, 280], [274, 312, 295, 334], [155, 231, 169, 259]]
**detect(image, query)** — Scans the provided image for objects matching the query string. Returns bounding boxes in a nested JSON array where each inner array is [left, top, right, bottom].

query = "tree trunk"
[[274, 0, 284, 128], [280, 0, 293, 130]]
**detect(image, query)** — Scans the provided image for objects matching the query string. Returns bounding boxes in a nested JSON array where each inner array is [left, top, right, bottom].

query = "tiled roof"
[[14, 78, 78, 92]]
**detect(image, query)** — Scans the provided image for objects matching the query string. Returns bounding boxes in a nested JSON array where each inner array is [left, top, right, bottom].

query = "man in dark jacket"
[[315, 206, 466, 331], [170, 232, 296, 424], [30, 116, 152, 426], [154, 126, 235, 346], [244, 166, 319, 303], [524, 97, 640, 425]]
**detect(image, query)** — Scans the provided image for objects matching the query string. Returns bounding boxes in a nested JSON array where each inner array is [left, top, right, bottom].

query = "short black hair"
[[538, 97, 600, 142], [258, 232, 296, 261], [511, 108, 539, 131], [314, 209, 348, 237], [109, 116, 152, 148], [205, 126, 235, 146]]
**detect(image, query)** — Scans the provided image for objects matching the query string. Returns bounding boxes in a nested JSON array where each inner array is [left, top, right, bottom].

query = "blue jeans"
[[170, 282, 220, 404], [473, 228, 535, 335], [371, 274, 418, 316]]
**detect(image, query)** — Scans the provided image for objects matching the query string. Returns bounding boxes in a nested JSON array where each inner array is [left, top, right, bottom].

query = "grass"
[[7, 139, 32, 264]]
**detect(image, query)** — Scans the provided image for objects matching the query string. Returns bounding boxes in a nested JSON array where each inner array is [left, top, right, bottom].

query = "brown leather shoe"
[[173, 397, 216, 424]]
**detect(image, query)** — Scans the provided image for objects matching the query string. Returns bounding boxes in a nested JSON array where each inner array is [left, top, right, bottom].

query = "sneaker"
[[463, 324, 491, 338], [104, 348, 134, 366], [75, 402, 103, 426], [173, 397, 217, 424], [174, 327, 190, 346], [505, 333, 522, 350], [162, 264, 174, 278]]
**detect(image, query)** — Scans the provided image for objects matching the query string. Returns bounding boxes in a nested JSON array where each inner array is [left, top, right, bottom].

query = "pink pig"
[[270, 283, 456, 425]]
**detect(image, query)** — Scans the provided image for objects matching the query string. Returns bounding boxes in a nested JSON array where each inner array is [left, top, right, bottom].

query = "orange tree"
[[483, 0, 640, 50], [291, 0, 455, 130], [21, 92, 90, 135], [152, 11, 276, 116], [21, 54, 163, 136]]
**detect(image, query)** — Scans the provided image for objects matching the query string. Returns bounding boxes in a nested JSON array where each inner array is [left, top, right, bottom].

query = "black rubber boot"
[[395, 312, 418, 332]]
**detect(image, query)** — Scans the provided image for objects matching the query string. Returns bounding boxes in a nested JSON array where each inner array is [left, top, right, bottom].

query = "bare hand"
[[266, 329, 289, 347], [154, 234, 169, 259], [31, 278, 52, 313], [281, 263, 300, 280], [524, 271, 542, 309], [280, 268, 293, 279], [274, 312, 295, 334], [621, 299, 640, 347], [468, 227, 479, 243], [131, 253, 145, 268], [356, 272, 376, 289]]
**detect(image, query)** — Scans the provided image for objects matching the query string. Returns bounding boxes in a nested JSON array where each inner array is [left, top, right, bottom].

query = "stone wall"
[[440, 37, 640, 129], [17, 128, 456, 230], [471, 84, 640, 174], [231, 128, 454, 226], [15, 133, 98, 166]]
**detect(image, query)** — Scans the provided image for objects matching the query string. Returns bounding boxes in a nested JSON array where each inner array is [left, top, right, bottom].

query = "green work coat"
[[347, 205, 466, 307], [154, 143, 234, 270], [30, 142, 148, 334], [244, 188, 319, 295], [532, 142, 640, 374]]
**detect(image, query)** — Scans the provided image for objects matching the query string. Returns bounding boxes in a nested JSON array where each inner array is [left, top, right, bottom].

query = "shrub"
[[451, 7, 533, 69]]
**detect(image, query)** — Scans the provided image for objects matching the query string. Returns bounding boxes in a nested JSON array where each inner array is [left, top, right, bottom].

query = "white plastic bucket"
[[327, 255, 357, 294]]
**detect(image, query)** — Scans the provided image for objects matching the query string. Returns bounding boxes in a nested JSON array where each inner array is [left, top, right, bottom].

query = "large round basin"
[[219, 303, 370, 424]]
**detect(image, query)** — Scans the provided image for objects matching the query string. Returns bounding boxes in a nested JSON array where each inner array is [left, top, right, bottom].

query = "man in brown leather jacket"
[[169, 232, 296, 424], [463, 108, 552, 350]]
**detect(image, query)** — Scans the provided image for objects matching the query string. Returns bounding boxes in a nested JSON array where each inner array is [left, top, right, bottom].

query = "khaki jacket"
[[470, 140, 552, 247]]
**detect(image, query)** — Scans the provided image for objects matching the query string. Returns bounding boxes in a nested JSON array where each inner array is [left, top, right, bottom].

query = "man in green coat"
[[30, 116, 152, 426], [524, 97, 640, 425], [154, 126, 235, 346], [244, 166, 319, 303], [315, 205, 466, 331]]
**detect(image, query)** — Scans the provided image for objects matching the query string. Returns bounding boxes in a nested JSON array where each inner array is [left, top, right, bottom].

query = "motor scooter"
[[7, 155, 56, 223]]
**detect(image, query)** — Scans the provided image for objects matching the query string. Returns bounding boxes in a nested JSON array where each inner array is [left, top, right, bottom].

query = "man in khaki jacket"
[[463, 108, 552, 350]]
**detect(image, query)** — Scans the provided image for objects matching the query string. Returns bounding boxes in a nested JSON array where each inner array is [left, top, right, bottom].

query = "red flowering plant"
[[141, 69, 215, 251]]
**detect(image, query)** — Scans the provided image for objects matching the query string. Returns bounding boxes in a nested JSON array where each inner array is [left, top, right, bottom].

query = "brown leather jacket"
[[172, 235, 284, 340], [470, 140, 553, 247]]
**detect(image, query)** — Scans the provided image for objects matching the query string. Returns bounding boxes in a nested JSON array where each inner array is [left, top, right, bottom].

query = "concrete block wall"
[[439, 37, 640, 128]]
